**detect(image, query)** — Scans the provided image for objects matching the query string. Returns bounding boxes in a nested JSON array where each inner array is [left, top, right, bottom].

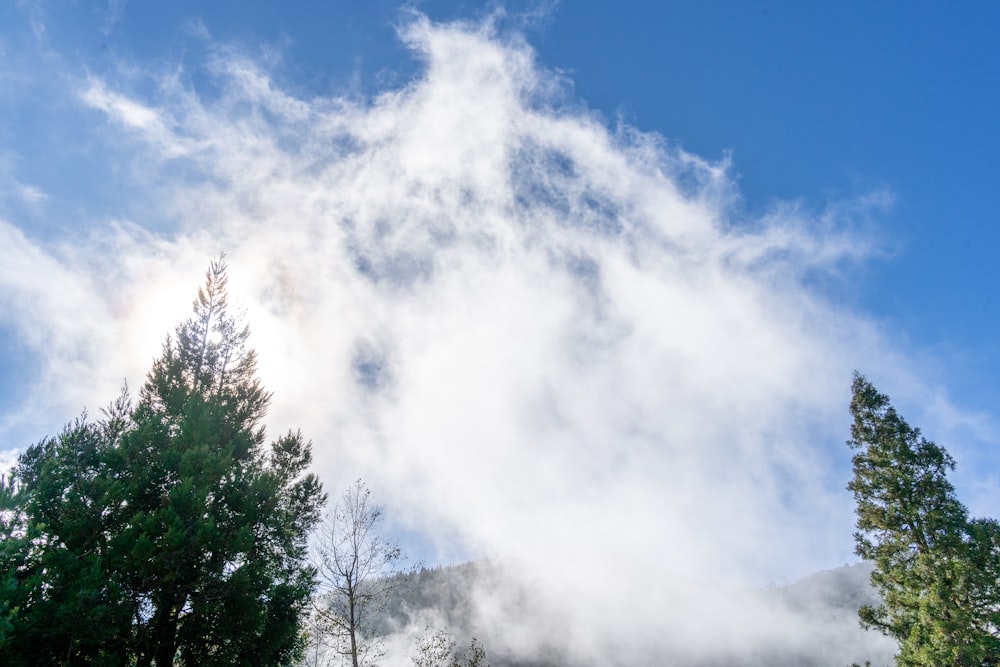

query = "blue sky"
[[0, 1, 996, 660], [6, 2, 1000, 395]]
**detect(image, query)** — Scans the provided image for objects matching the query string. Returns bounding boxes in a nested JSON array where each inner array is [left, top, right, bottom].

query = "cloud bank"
[[0, 13, 913, 663]]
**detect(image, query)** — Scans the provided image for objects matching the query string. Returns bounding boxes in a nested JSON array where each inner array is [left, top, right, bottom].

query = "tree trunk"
[[146, 593, 181, 667], [349, 591, 359, 667]]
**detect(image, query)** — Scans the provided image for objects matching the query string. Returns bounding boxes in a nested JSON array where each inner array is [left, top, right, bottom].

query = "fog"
[[0, 13, 929, 664]]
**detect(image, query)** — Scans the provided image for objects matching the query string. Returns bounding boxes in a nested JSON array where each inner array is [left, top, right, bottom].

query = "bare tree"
[[412, 630, 489, 667], [311, 480, 408, 667]]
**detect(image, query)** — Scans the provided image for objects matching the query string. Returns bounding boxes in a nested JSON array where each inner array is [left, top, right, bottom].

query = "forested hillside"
[[352, 560, 897, 667]]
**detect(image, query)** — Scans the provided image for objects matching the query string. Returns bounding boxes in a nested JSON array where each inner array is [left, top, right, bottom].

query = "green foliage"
[[0, 258, 326, 666], [0, 473, 25, 647], [848, 373, 1000, 666]]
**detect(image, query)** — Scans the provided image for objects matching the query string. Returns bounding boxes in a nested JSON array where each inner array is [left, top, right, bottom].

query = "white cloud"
[[0, 152, 48, 209], [14, 182, 46, 203], [0, 13, 961, 664], [81, 81, 195, 159]]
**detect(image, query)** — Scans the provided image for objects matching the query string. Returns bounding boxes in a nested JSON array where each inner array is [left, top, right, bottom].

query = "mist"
[[0, 12, 923, 663]]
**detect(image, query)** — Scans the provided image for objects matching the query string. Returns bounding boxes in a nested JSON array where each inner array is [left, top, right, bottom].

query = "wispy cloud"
[[101, 0, 128, 37], [0, 153, 48, 209], [81, 81, 194, 159], [0, 12, 958, 663], [13, 0, 47, 45]]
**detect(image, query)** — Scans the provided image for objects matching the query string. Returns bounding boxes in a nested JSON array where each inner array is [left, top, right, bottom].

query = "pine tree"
[[848, 373, 1000, 666], [1, 258, 326, 666]]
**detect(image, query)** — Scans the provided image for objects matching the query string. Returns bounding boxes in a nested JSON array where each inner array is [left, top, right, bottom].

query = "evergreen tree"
[[0, 258, 326, 666], [0, 474, 20, 645], [848, 373, 1000, 666]]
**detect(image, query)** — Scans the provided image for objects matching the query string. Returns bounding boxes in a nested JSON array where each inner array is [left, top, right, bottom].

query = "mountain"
[[366, 560, 897, 667]]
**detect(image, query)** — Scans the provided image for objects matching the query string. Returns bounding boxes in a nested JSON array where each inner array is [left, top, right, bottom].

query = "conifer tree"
[[848, 373, 1000, 666], [0, 258, 326, 666]]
